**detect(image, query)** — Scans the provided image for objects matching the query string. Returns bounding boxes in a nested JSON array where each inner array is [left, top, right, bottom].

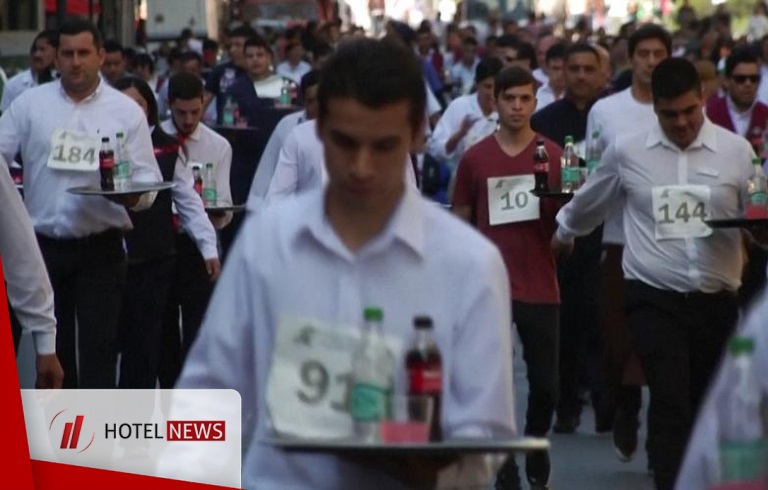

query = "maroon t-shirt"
[[452, 134, 563, 305]]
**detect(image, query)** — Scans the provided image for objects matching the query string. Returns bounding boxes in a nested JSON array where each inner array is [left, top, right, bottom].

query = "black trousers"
[[624, 280, 738, 490], [37, 230, 126, 389], [556, 228, 603, 421], [159, 233, 213, 388], [514, 301, 560, 437], [118, 256, 176, 389]]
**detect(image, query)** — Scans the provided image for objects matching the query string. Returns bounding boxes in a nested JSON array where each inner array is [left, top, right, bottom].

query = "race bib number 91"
[[47, 129, 99, 172], [487, 175, 540, 225], [651, 185, 712, 240], [266, 317, 400, 439]]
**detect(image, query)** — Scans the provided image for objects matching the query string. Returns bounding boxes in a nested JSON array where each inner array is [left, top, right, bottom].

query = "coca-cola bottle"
[[99, 137, 115, 191], [533, 138, 549, 192], [406, 316, 443, 442]]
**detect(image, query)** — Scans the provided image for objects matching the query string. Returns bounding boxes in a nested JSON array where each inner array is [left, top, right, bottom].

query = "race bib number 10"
[[651, 185, 712, 240], [487, 175, 540, 225], [266, 317, 400, 439], [47, 129, 99, 172]]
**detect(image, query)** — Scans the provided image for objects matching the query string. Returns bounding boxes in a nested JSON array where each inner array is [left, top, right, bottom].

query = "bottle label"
[[202, 188, 217, 206], [748, 190, 768, 206], [350, 383, 387, 421], [720, 440, 767, 483], [561, 167, 580, 185], [115, 161, 130, 178], [100, 156, 115, 169], [587, 159, 599, 174], [408, 368, 442, 394]]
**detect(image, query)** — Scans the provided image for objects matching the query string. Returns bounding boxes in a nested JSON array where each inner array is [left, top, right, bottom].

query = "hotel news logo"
[[50, 410, 96, 453], [49, 410, 225, 453]]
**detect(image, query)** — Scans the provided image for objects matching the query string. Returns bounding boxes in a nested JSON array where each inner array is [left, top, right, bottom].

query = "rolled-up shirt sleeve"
[[266, 128, 301, 202], [125, 112, 163, 211], [0, 156, 56, 355]]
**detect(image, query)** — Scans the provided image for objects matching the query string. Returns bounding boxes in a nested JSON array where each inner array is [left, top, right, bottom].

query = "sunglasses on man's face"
[[732, 74, 761, 85]]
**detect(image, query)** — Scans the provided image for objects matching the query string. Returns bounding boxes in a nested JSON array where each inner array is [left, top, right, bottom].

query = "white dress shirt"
[[266, 120, 419, 202], [427, 94, 498, 171], [0, 154, 55, 354], [556, 119, 754, 294], [725, 95, 755, 138], [676, 290, 768, 490], [246, 110, 306, 213], [161, 119, 233, 229], [1, 69, 36, 112], [176, 187, 516, 489], [535, 84, 563, 112], [253, 75, 288, 100], [0, 80, 162, 239], [276, 60, 312, 84], [450, 59, 479, 95], [532, 67, 549, 86], [170, 157, 219, 259], [586, 87, 657, 245]]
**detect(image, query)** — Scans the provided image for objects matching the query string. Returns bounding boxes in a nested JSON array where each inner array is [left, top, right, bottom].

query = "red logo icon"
[[50, 410, 95, 453]]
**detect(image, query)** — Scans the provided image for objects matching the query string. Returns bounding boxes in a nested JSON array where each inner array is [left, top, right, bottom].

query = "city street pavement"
[[512, 333, 655, 490], [16, 331, 657, 490]]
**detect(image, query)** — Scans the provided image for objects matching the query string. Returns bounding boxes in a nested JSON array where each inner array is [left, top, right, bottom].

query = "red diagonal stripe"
[[60, 422, 73, 449], [69, 416, 84, 449]]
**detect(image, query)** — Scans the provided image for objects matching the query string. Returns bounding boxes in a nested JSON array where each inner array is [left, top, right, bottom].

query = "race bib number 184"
[[651, 185, 712, 240], [46, 129, 99, 172]]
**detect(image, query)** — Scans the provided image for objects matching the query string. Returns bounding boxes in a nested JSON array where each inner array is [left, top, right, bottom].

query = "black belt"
[[624, 279, 737, 301]]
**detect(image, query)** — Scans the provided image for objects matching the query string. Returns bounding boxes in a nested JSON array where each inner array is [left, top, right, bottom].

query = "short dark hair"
[[203, 38, 219, 51], [317, 38, 426, 131], [565, 43, 600, 64], [32, 29, 58, 53], [312, 42, 333, 60], [651, 58, 701, 102], [496, 34, 519, 49], [545, 43, 567, 64], [168, 72, 204, 102], [244, 35, 272, 53], [113, 76, 159, 126], [515, 42, 537, 69], [135, 53, 155, 73], [462, 36, 478, 48], [228, 25, 256, 40], [628, 24, 671, 58], [725, 48, 760, 77], [179, 51, 203, 66], [103, 39, 124, 55], [475, 56, 504, 84], [494, 66, 537, 98], [57, 17, 103, 50], [286, 41, 303, 53], [300, 69, 320, 97]]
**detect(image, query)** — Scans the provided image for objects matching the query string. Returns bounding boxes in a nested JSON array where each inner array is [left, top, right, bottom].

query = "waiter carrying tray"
[[0, 18, 163, 389]]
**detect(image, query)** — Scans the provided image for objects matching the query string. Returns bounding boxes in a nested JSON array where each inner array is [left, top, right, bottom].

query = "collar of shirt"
[[470, 93, 497, 121], [165, 119, 202, 142], [295, 188, 425, 263], [646, 117, 718, 153], [725, 95, 756, 132], [56, 78, 104, 105]]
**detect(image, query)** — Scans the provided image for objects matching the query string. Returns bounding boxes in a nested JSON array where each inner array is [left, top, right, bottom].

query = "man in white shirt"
[[0, 18, 163, 389], [585, 23, 671, 465], [1, 155, 64, 389], [246, 70, 318, 213], [1, 29, 58, 112], [159, 72, 231, 388], [535, 43, 566, 112], [676, 289, 768, 490], [553, 58, 754, 490], [450, 36, 480, 96], [428, 57, 502, 174], [532, 35, 558, 86], [276, 42, 312, 83], [171, 38, 516, 489]]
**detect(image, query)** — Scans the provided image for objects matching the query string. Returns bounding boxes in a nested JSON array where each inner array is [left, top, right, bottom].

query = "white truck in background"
[[144, 0, 220, 42]]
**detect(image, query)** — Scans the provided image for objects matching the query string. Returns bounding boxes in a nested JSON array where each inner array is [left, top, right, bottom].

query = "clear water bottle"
[[202, 162, 217, 207], [746, 157, 768, 219], [222, 97, 235, 126], [719, 336, 767, 484], [561, 135, 580, 193], [350, 307, 395, 443], [279, 80, 291, 107], [586, 130, 602, 175], [114, 132, 132, 191]]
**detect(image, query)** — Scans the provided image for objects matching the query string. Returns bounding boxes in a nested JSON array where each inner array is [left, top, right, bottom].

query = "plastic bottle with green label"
[[719, 336, 767, 484], [350, 307, 395, 442], [586, 130, 602, 175], [114, 132, 132, 191], [561, 136, 580, 193], [202, 162, 217, 207], [746, 158, 768, 219]]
